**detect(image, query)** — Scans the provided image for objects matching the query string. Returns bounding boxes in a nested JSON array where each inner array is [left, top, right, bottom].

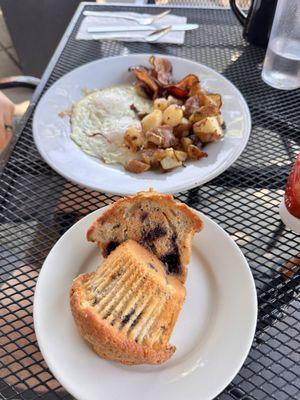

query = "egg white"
[[70, 85, 152, 164]]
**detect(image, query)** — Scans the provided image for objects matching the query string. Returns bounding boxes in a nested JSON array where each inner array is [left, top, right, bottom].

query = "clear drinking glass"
[[262, 0, 300, 90]]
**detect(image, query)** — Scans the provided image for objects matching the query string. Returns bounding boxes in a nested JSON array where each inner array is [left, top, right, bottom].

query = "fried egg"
[[70, 85, 152, 164]]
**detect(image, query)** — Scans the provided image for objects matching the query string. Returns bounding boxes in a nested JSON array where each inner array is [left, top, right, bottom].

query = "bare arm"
[[0, 91, 15, 150]]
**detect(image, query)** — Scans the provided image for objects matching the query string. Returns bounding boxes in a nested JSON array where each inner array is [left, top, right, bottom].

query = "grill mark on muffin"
[[98, 268, 139, 317], [113, 223, 120, 229], [120, 295, 148, 334], [118, 292, 143, 331], [120, 292, 145, 336], [107, 277, 142, 327], [94, 259, 126, 294], [87, 260, 123, 304], [128, 296, 157, 340], [93, 267, 134, 313], [112, 276, 145, 330], [110, 268, 124, 280], [88, 283, 97, 292], [92, 293, 101, 306], [134, 298, 162, 343], [148, 263, 158, 272], [126, 294, 153, 336], [130, 311, 143, 329], [121, 309, 135, 327], [102, 290, 138, 330], [93, 277, 118, 301], [87, 261, 113, 292]]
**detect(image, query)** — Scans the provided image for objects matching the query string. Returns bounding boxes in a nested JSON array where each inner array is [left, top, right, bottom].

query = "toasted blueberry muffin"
[[70, 240, 185, 365], [87, 189, 202, 283]]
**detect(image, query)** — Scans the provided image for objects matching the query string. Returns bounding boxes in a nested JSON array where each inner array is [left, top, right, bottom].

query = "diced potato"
[[173, 117, 192, 138], [154, 98, 169, 111], [145, 126, 177, 149], [142, 148, 166, 166], [207, 93, 222, 108], [164, 148, 176, 158], [124, 126, 143, 152], [193, 116, 223, 135], [181, 137, 193, 151], [152, 149, 166, 164], [141, 110, 163, 133], [141, 150, 152, 165], [199, 105, 220, 118], [162, 104, 183, 127], [160, 148, 182, 170], [175, 150, 188, 162], [187, 144, 208, 160], [146, 131, 163, 146], [189, 112, 205, 123], [167, 95, 183, 106], [124, 159, 150, 173], [193, 116, 223, 144], [189, 105, 220, 124], [161, 157, 182, 170]]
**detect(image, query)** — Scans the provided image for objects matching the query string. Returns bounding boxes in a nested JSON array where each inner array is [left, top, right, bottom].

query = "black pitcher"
[[230, 0, 277, 48]]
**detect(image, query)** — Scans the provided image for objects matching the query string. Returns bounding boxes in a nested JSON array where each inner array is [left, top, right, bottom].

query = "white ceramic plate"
[[33, 54, 251, 195], [34, 207, 257, 400]]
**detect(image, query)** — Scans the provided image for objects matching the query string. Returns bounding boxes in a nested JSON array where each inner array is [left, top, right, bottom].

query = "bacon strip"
[[149, 56, 173, 85], [129, 66, 159, 98], [129, 57, 200, 100]]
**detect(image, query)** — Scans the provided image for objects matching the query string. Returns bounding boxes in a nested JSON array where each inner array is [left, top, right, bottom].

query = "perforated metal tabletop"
[[1, 3, 299, 400]]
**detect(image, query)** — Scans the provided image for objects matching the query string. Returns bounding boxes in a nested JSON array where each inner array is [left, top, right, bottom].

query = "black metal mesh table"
[[1, 3, 299, 400]]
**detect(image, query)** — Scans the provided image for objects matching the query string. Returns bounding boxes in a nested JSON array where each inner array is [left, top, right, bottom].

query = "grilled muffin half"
[[70, 240, 185, 365]]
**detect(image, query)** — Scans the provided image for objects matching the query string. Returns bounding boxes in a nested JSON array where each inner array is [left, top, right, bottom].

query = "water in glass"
[[262, 37, 300, 90]]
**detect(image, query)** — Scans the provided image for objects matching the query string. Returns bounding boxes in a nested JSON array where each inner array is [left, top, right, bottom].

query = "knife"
[[87, 24, 199, 33]]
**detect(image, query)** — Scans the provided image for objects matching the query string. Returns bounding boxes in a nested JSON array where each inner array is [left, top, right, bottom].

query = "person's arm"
[[0, 91, 15, 150]]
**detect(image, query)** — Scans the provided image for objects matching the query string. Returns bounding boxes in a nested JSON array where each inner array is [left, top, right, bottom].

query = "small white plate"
[[34, 207, 257, 400], [33, 54, 251, 194]]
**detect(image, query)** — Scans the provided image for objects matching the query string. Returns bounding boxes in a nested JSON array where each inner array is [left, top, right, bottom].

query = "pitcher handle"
[[229, 0, 247, 26]]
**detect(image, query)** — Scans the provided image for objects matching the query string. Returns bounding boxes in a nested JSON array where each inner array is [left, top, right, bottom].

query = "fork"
[[91, 25, 172, 43], [83, 10, 171, 26]]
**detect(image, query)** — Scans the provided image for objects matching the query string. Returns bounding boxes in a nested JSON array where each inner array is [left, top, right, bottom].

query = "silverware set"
[[83, 10, 199, 42]]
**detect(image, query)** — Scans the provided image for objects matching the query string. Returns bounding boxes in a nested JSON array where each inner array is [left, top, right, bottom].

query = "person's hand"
[[0, 91, 15, 150]]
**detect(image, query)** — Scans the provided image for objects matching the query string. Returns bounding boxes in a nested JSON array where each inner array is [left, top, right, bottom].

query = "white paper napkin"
[[76, 12, 187, 44]]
